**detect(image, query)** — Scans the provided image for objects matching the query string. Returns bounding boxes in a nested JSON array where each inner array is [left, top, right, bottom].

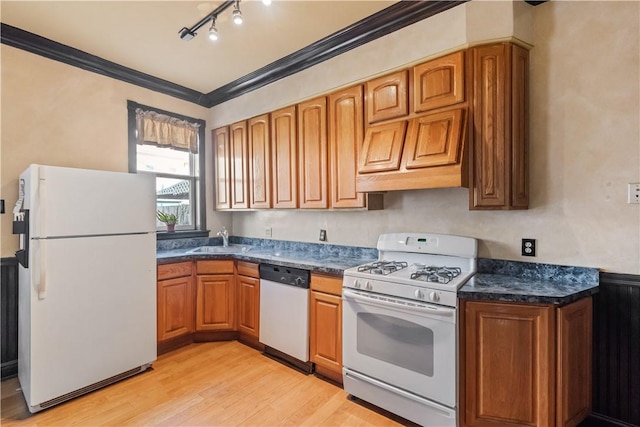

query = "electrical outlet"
[[628, 183, 640, 204], [319, 229, 327, 242], [522, 238, 536, 257], [265, 227, 272, 238]]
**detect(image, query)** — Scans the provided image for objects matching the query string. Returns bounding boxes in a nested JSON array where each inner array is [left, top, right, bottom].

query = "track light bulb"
[[262, 0, 271, 5], [232, 8, 243, 25], [208, 19, 219, 41]]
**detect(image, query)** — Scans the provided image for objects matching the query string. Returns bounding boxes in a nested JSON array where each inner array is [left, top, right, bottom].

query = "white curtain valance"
[[135, 108, 200, 153]]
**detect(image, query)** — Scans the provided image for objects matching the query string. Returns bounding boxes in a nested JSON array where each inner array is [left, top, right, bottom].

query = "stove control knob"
[[414, 289, 424, 299], [429, 291, 440, 302], [365, 281, 373, 291], [354, 280, 362, 288]]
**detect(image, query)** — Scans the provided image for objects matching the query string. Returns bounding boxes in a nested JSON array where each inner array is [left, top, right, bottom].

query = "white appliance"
[[12, 164, 157, 413], [258, 263, 312, 373], [342, 232, 477, 427]]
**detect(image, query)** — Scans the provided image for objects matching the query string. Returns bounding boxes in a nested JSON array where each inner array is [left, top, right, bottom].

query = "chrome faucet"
[[217, 227, 229, 247]]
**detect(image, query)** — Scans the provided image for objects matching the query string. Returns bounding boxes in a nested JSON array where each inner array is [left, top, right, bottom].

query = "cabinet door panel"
[[366, 70, 409, 123], [328, 85, 365, 208], [358, 121, 407, 173], [511, 44, 529, 208], [557, 298, 592, 427], [236, 275, 260, 338], [248, 114, 271, 209], [271, 106, 298, 208], [310, 291, 342, 372], [230, 121, 249, 209], [414, 51, 465, 112], [298, 96, 328, 209], [464, 301, 555, 427], [196, 275, 235, 331], [157, 276, 193, 341], [213, 127, 231, 210], [403, 109, 464, 169], [472, 44, 507, 208]]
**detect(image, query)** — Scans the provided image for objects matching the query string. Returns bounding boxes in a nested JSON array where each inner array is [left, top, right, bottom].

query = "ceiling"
[[0, 1, 398, 96]]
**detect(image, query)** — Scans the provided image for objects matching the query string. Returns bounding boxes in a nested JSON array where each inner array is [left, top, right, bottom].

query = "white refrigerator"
[[13, 164, 157, 413]]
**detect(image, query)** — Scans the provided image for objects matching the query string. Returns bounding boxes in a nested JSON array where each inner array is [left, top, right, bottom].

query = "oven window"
[[356, 313, 434, 376]]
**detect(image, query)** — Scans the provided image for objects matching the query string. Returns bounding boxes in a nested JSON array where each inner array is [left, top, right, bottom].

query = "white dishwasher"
[[259, 263, 312, 373]]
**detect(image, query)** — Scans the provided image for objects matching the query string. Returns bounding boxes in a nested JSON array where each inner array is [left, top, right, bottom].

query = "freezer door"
[[22, 165, 156, 238], [19, 233, 156, 408]]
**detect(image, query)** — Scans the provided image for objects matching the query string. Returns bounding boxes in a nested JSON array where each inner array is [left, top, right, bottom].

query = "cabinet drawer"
[[158, 261, 192, 281], [310, 273, 343, 296], [236, 261, 259, 278], [196, 260, 235, 275]]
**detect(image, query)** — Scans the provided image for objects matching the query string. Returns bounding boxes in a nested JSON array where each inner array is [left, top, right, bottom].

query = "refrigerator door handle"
[[32, 239, 48, 300]]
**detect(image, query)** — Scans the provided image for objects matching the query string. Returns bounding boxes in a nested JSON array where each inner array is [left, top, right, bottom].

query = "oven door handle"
[[343, 289, 455, 317]]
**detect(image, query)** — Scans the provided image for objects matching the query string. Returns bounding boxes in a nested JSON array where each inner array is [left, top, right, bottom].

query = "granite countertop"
[[157, 238, 377, 276], [458, 259, 599, 305], [158, 237, 600, 303]]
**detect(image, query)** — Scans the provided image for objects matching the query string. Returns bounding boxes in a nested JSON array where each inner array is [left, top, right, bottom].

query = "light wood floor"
[[1, 341, 414, 426]]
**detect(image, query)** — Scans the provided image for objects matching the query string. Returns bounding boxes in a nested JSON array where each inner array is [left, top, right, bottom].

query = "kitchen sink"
[[187, 245, 252, 254]]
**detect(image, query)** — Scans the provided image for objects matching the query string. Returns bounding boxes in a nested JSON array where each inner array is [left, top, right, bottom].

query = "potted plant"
[[156, 211, 177, 232]]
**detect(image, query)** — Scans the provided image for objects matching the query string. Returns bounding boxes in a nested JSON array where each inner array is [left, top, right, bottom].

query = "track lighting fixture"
[[179, 0, 265, 42], [232, 1, 244, 25], [208, 17, 219, 41]]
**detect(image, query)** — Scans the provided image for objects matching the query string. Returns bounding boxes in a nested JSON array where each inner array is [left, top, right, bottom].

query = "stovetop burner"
[[357, 261, 408, 275], [410, 265, 462, 284]]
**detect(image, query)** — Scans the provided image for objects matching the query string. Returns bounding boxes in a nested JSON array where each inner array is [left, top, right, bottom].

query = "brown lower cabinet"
[[157, 262, 194, 342], [460, 297, 592, 427], [236, 261, 260, 341], [309, 273, 343, 384], [157, 260, 262, 354]]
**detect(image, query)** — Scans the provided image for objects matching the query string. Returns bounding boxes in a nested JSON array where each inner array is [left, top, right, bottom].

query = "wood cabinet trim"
[[248, 114, 272, 209], [402, 108, 465, 169], [297, 96, 328, 209], [413, 50, 465, 113], [328, 85, 365, 209], [310, 273, 343, 295], [158, 261, 192, 281], [230, 121, 249, 209], [213, 127, 231, 210], [196, 260, 235, 275], [366, 69, 409, 123], [270, 105, 299, 209]]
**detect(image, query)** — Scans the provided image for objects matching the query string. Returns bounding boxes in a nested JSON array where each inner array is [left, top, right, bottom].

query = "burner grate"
[[410, 266, 462, 284], [358, 261, 408, 275]]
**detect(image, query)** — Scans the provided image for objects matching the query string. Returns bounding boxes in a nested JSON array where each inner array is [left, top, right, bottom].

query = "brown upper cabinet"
[[470, 43, 529, 210], [413, 50, 465, 113], [247, 114, 271, 209], [229, 121, 249, 209], [366, 70, 409, 124], [297, 96, 328, 209], [213, 126, 231, 210], [328, 85, 365, 209], [213, 42, 529, 211], [270, 105, 298, 209]]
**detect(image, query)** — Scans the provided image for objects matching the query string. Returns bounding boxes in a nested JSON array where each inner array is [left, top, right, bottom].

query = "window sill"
[[156, 230, 210, 240]]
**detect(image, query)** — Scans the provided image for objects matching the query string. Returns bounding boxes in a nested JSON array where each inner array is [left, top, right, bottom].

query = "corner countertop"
[[458, 259, 599, 305], [156, 241, 377, 276]]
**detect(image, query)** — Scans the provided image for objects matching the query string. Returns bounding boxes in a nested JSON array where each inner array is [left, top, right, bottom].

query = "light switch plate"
[[628, 183, 640, 204]]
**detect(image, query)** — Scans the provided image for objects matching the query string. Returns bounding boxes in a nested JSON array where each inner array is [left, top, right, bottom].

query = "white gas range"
[[342, 232, 477, 427]]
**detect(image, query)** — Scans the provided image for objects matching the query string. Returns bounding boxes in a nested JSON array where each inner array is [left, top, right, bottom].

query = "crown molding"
[[1, 23, 209, 107], [204, 0, 469, 106], [1, 1, 471, 108]]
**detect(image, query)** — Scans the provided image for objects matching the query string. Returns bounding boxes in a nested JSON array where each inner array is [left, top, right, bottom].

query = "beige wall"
[[2, 2, 638, 274], [212, 1, 640, 274], [0, 46, 231, 257]]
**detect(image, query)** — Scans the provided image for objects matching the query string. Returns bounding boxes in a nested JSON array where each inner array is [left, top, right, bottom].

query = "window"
[[127, 101, 206, 235]]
